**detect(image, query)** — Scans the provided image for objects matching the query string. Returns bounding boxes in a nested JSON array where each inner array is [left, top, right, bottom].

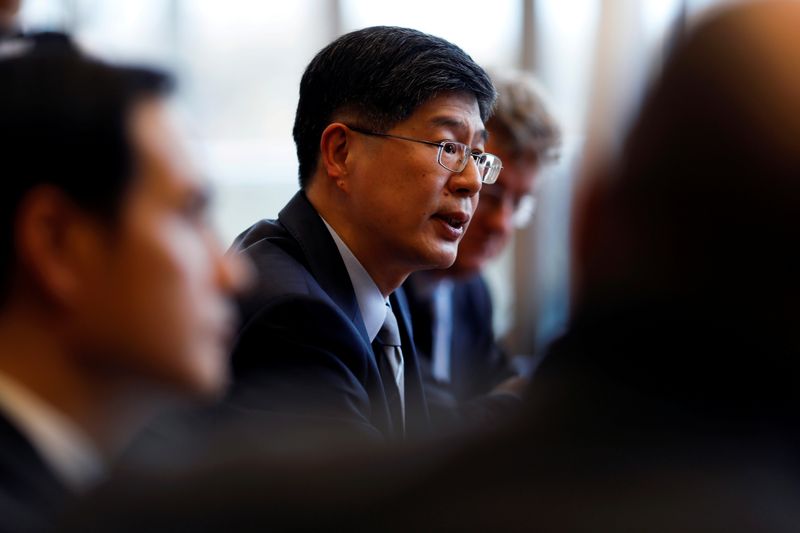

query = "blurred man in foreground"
[[403, 69, 560, 431], [0, 0, 20, 39], [0, 36, 245, 530], [64, 2, 800, 531]]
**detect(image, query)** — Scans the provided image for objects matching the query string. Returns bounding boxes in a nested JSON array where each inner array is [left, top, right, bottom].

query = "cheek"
[[141, 220, 214, 315], [460, 223, 483, 249], [458, 231, 485, 261], [110, 221, 225, 389], [497, 229, 514, 248], [113, 220, 212, 346], [396, 152, 443, 197], [461, 218, 504, 259], [370, 171, 439, 228], [409, 170, 450, 219]]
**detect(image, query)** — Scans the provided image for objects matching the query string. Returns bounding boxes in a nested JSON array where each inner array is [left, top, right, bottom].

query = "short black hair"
[[293, 26, 496, 188], [0, 33, 172, 300]]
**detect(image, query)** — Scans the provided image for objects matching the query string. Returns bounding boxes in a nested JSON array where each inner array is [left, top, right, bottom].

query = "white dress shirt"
[[321, 218, 388, 343], [409, 275, 455, 384], [430, 279, 455, 383], [321, 217, 405, 414], [0, 371, 104, 491]]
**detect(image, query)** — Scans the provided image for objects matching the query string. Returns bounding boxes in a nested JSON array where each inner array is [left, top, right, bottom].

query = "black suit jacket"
[[404, 273, 518, 430], [0, 413, 70, 533], [228, 191, 430, 442], [406, 273, 513, 401]]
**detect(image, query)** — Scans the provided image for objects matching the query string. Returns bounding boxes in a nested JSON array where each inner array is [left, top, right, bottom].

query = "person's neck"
[[306, 186, 408, 298], [0, 312, 167, 461]]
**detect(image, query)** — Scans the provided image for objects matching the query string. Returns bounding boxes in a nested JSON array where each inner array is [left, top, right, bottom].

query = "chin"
[[177, 347, 230, 399], [434, 250, 458, 270], [416, 242, 458, 270], [183, 373, 228, 401]]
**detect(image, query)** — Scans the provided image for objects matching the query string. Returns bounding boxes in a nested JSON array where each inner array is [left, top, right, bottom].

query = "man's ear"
[[14, 185, 105, 309], [319, 122, 351, 190]]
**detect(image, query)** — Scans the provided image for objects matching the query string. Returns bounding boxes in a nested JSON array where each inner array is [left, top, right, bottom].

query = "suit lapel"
[[278, 191, 370, 344], [391, 288, 431, 438], [0, 413, 70, 520], [277, 192, 429, 438]]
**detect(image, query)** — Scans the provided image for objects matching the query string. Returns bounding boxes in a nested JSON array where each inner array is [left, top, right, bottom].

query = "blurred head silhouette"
[[0, 0, 20, 35], [573, 1, 800, 350], [0, 37, 248, 459]]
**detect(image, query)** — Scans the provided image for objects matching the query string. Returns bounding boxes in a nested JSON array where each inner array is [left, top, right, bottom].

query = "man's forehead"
[[428, 115, 488, 142]]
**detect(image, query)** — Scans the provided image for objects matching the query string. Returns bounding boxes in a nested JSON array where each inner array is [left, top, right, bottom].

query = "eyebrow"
[[429, 116, 489, 145]]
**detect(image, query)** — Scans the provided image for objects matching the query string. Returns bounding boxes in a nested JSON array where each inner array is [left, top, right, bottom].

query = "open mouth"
[[433, 211, 470, 239], [435, 214, 467, 230]]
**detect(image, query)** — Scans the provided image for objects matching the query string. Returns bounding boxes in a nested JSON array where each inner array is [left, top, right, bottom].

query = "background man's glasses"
[[347, 125, 503, 184], [478, 184, 537, 228]]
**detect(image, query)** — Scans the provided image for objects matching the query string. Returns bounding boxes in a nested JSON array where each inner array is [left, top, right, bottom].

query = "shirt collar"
[[321, 217, 388, 343], [0, 371, 104, 492]]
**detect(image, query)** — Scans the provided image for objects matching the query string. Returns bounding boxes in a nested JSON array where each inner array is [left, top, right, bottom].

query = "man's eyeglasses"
[[347, 125, 503, 184], [478, 183, 538, 229]]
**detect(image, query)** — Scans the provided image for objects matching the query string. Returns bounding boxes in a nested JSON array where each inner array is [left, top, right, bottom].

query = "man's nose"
[[448, 156, 483, 197]]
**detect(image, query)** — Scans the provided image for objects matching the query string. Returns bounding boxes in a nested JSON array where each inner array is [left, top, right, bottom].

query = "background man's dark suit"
[[228, 192, 430, 442], [406, 274, 512, 400], [0, 413, 70, 532], [404, 273, 518, 430]]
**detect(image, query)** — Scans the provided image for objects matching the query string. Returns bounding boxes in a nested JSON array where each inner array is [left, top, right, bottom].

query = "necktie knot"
[[375, 304, 401, 347]]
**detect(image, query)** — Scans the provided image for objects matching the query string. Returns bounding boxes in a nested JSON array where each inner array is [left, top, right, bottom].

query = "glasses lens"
[[478, 154, 503, 184], [477, 185, 537, 228], [512, 194, 537, 228], [439, 142, 469, 172]]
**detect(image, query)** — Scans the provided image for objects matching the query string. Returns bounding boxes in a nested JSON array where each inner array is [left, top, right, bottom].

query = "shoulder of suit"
[[232, 218, 292, 252], [233, 218, 309, 282], [453, 273, 490, 299], [231, 219, 324, 307]]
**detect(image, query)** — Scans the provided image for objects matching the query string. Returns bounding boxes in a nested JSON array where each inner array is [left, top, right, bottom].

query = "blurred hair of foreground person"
[[60, 2, 800, 531], [0, 34, 247, 531]]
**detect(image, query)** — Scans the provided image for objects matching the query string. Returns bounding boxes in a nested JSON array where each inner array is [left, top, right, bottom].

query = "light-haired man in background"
[[403, 69, 561, 430]]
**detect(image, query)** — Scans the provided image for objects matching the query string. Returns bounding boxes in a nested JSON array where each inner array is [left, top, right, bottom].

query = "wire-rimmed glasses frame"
[[346, 125, 502, 184]]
